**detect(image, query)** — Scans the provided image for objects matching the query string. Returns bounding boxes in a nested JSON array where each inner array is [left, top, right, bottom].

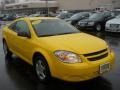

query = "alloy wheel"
[[35, 60, 46, 80], [96, 24, 102, 31]]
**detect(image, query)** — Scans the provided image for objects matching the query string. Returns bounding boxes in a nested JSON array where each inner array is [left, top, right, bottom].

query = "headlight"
[[106, 23, 110, 28], [54, 50, 82, 63], [88, 22, 94, 26], [78, 21, 80, 24]]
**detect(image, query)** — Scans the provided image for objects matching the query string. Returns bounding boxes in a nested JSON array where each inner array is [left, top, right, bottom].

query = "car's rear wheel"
[[34, 56, 51, 82], [3, 41, 12, 57], [95, 24, 102, 31]]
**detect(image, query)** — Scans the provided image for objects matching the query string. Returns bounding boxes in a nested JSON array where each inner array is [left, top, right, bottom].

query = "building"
[[56, 0, 120, 10], [4, 0, 16, 4], [4, 0, 58, 14], [1, 0, 120, 14]]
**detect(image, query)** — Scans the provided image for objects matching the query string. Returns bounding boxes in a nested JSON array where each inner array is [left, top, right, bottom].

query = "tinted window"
[[104, 12, 112, 17], [113, 11, 120, 16], [56, 13, 73, 19], [89, 13, 104, 20], [116, 14, 120, 18], [32, 19, 80, 37], [70, 12, 89, 20], [9, 20, 30, 33], [9, 23, 17, 31], [15, 21, 29, 33]]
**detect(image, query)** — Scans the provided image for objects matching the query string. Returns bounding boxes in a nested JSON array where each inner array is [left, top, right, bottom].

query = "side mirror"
[[17, 31, 31, 38]]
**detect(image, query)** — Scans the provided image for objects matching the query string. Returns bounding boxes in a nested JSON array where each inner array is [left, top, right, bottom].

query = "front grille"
[[84, 48, 108, 61], [110, 24, 120, 28], [87, 53, 108, 61], [84, 49, 107, 57], [79, 22, 87, 26]]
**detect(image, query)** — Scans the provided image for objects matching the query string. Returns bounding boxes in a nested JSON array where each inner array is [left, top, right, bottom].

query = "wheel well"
[[33, 52, 46, 65], [33, 52, 51, 79]]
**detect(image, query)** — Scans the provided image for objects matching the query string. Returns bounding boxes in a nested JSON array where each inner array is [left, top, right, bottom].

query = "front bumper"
[[105, 28, 120, 32], [50, 51, 115, 82], [77, 25, 94, 30]]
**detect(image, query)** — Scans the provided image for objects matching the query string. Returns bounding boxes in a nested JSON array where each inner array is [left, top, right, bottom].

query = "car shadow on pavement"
[[5, 55, 112, 90]]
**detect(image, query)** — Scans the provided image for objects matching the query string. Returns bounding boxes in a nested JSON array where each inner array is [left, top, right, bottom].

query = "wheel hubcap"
[[36, 60, 46, 80], [96, 25, 101, 31], [3, 42, 7, 55]]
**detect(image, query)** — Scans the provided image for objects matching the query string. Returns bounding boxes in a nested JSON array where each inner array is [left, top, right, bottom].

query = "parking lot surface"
[[0, 28, 120, 90]]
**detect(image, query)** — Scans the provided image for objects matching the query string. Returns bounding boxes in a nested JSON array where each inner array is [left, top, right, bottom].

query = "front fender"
[[32, 48, 56, 75]]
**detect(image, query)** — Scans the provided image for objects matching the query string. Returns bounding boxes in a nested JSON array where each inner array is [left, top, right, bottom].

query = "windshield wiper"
[[39, 32, 79, 37], [57, 32, 79, 35]]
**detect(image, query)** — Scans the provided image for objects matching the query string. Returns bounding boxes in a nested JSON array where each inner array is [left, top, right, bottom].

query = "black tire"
[[95, 24, 102, 32], [3, 40, 12, 57], [72, 21, 78, 27], [33, 55, 51, 82]]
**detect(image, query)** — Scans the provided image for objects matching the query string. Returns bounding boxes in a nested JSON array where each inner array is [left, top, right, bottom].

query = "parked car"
[[106, 14, 120, 32], [112, 9, 120, 16], [29, 13, 51, 17], [56, 12, 73, 19], [29, 13, 40, 17], [0, 15, 6, 20], [65, 12, 92, 26], [77, 12, 115, 31], [2, 17, 115, 82], [2, 15, 16, 21], [15, 14, 27, 19]]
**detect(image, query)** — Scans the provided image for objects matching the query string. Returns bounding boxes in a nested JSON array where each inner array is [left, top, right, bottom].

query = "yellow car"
[[2, 17, 115, 82]]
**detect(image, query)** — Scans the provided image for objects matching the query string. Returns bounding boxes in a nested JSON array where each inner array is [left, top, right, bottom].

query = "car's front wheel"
[[3, 40, 12, 57], [34, 56, 51, 82]]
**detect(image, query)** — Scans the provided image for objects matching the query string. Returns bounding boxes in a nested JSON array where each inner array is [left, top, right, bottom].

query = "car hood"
[[80, 18, 100, 22], [38, 33, 107, 54], [107, 18, 120, 24], [80, 19, 90, 22], [65, 18, 79, 21]]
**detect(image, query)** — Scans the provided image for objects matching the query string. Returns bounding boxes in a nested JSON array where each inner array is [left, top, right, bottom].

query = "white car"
[[106, 15, 120, 32]]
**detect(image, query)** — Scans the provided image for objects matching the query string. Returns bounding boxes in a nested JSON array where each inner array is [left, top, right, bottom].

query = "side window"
[[9, 22, 17, 31], [9, 20, 30, 34], [84, 14, 89, 17], [15, 21, 30, 33]]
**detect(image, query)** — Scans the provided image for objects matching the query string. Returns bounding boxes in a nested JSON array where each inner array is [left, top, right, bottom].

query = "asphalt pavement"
[[0, 28, 120, 90]]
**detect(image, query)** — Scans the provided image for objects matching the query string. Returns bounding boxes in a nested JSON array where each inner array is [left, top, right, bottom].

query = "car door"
[[8, 20, 34, 63], [5, 21, 18, 51]]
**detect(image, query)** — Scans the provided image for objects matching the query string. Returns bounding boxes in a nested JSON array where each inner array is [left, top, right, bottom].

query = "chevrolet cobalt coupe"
[[2, 17, 115, 82]]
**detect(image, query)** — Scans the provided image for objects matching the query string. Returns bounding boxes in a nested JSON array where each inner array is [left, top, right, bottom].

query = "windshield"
[[89, 13, 104, 20], [116, 14, 120, 18], [56, 13, 73, 19], [70, 12, 89, 20], [112, 11, 120, 16], [32, 19, 80, 37]]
